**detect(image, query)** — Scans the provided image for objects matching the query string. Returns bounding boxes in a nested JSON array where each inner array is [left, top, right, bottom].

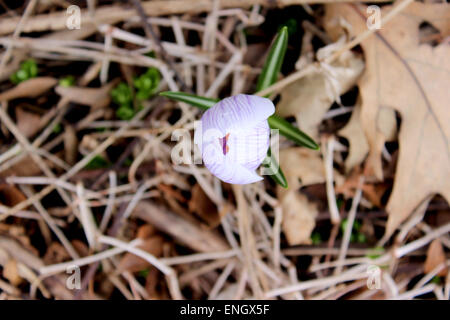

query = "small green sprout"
[[85, 155, 110, 170], [116, 105, 135, 120], [366, 246, 385, 260], [110, 68, 160, 121], [52, 123, 62, 134], [59, 75, 75, 87], [336, 198, 344, 210], [10, 59, 38, 84], [356, 233, 367, 243], [311, 232, 322, 245], [123, 157, 133, 166], [111, 82, 133, 106], [134, 67, 160, 100], [340, 218, 361, 233], [144, 51, 156, 58], [341, 218, 366, 243], [431, 276, 442, 284], [138, 268, 150, 278]]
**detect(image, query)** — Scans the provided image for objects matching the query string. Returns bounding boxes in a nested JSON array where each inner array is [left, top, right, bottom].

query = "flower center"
[[218, 133, 230, 155]]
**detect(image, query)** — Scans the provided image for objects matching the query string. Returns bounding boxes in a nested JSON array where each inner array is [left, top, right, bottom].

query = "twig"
[[335, 176, 363, 275], [323, 136, 341, 224], [98, 235, 183, 300], [0, 0, 37, 75], [129, 0, 189, 91], [208, 260, 236, 299], [39, 240, 140, 276], [394, 223, 450, 258]]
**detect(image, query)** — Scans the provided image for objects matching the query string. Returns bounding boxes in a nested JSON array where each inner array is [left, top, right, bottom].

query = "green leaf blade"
[[160, 91, 218, 110], [268, 115, 319, 150], [264, 151, 288, 188], [256, 26, 289, 95]]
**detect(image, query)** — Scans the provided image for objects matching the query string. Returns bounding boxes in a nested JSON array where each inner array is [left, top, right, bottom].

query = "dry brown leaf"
[[136, 224, 156, 239], [335, 168, 387, 208], [0, 224, 36, 256], [117, 236, 164, 273], [338, 100, 369, 172], [277, 148, 337, 245], [424, 239, 447, 276], [3, 259, 23, 286], [43, 242, 71, 265], [71, 239, 89, 257], [325, 3, 450, 236], [188, 184, 220, 228], [0, 155, 43, 178], [0, 184, 27, 207], [278, 148, 328, 192], [280, 191, 318, 245], [54, 80, 117, 109], [338, 99, 396, 172], [63, 125, 78, 165], [145, 267, 167, 299], [277, 50, 364, 140], [0, 77, 57, 101], [15, 107, 41, 138]]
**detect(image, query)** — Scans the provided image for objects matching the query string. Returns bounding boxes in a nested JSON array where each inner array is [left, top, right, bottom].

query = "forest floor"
[[0, 0, 448, 300]]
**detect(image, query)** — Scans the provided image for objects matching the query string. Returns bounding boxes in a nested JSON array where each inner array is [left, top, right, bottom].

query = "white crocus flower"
[[194, 94, 275, 184]]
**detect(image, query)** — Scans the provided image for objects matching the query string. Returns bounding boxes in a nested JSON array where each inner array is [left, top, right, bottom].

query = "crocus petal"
[[204, 156, 263, 184], [194, 94, 274, 185], [226, 120, 270, 171], [201, 94, 275, 135]]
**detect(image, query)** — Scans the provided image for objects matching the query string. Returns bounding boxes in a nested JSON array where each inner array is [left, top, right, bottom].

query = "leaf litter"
[[0, 0, 448, 300]]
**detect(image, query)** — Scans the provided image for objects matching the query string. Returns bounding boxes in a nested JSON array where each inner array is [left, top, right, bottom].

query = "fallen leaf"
[[424, 239, 447, 276], [324, 2, 450, 236], [145, 267, 167, 299], [136, 224, 156, 239], [338, 100, 369, 172], [280, 191, 318, 245], [117, 236, 164, 273], [0, 77, 57, 101], [335, 168, 387, 208], [43, 242, 71, 265], [0, 184, 27, 207], [55, 80, 117, 109], [15, 107, 41, 138], [63, 125, 78, 165], [277, 49, 364, 140], [338, 99, 396, 172], [0, 155, 43, 178], [277, 148, 335, 245], [71, 239, 89, 257], [278, 148, 328, 192], [188, 184, 220, 228], [3, 259, 23, 286]]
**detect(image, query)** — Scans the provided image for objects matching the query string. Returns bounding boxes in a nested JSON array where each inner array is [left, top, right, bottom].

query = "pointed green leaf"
[[264, 149, 288, 188], [160, 91, 217, 110], [268, 115, 319, 150], [253, 27, 318, 150], [256, 26, 289, 94]]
